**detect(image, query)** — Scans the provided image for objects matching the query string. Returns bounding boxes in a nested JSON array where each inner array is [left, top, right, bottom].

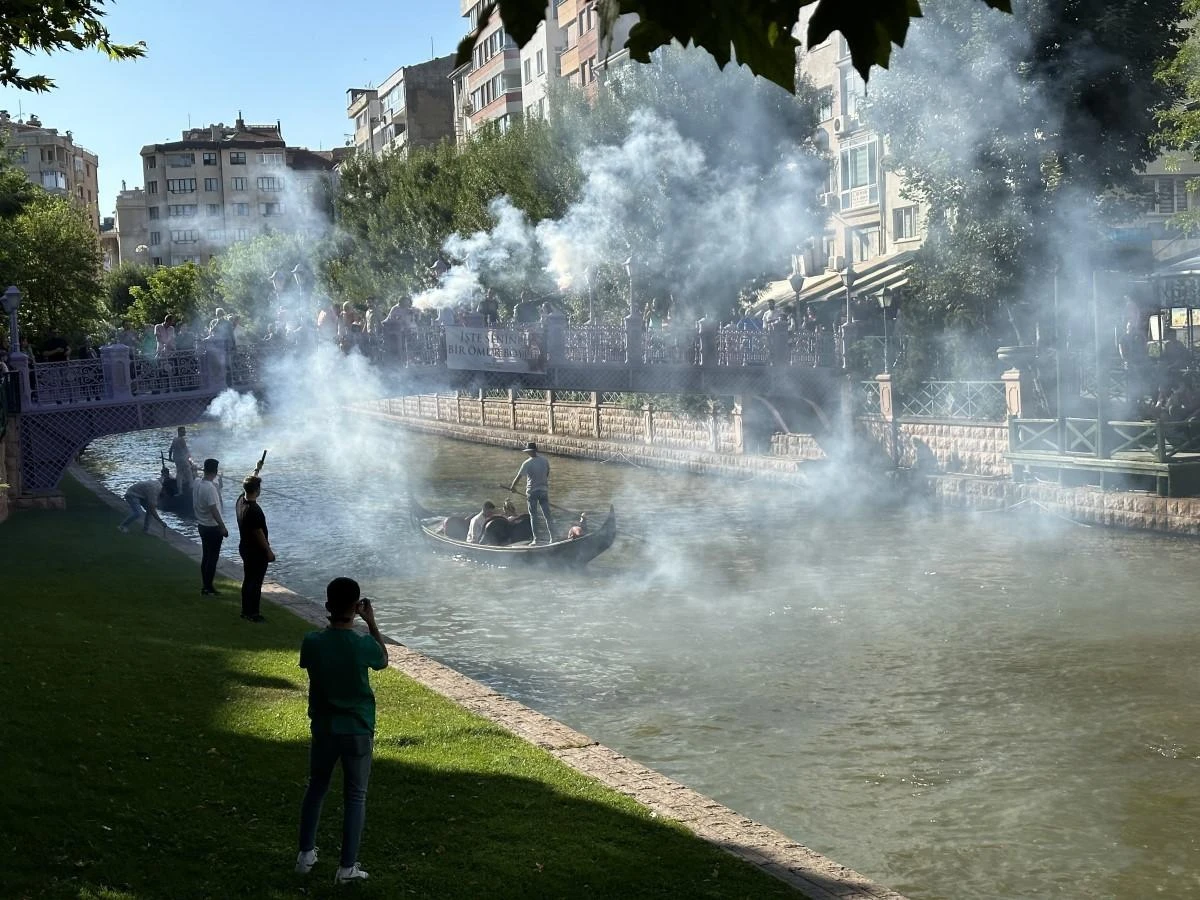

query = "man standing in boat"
[[168, 426, 194, 490], [509, 441, 553, 544]]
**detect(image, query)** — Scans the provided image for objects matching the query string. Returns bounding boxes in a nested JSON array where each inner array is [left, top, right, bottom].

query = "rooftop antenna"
[[431, 36, 434, 58]]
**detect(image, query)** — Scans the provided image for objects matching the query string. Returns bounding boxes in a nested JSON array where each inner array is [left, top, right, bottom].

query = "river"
[[80, 413, 1200, 900]]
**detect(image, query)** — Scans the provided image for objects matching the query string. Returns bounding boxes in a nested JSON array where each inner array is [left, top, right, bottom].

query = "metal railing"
[[563, 325, 626, 364], [857, 380, 882, 417], [131, 350, 202, 395], [1009, 416, 1200, 462], [28, 357, 105, 405], [900, 381, 1006, 421], [643, 328, 697, 365], [716, 331, 769, 366]]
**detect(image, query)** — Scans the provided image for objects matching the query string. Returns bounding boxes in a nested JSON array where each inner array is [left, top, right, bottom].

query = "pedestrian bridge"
[[3, 317, 841, 496]]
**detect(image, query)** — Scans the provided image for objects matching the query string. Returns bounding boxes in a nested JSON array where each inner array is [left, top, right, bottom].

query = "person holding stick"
[[508, 441, 553, 543], [235, 450, 273, 623]]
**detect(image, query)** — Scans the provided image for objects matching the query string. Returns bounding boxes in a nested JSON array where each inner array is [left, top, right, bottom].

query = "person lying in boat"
[[466, 501, 504, 543], [567, 513, 588, 541]]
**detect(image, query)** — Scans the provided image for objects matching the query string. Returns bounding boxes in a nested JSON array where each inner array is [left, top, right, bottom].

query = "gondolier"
[[509, 441, 553, 544]]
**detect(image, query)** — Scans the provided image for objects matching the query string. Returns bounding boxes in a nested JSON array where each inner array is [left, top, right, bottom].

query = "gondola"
[[157, 454, 195, 518], [409, 496, 617, 568]]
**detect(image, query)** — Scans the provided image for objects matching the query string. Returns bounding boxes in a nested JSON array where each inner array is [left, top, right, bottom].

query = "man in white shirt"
[[154, 315, 176, 355], [466, 501, 500, 544], [168, 426, 193, 489], [193, 458, 228, 595], [119, 478, 166, 533]]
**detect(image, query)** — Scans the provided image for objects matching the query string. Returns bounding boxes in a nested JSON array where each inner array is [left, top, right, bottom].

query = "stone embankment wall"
[[859, 417, 1010, 478]]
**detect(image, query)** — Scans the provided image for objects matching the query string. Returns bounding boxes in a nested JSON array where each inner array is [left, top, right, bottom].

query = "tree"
[[101, 261, 152, 319], [864, 0, 1183, 379], [0, 192, 105, 345], [457, 0, 1013, 93], [209, 231, 324, 324], [1152, 0, 1200, 233], [0, 0, 145, 92], [125, 263, 204, 330]]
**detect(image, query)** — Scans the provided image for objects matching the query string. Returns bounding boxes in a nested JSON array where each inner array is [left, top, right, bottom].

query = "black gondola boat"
[[408, 496, 617, 568], [157, 454, 195, 518]]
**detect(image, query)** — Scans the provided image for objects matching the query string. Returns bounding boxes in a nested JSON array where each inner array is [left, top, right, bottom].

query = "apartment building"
[[456, 1, 524, 138], [518, 7, 567, 121], [555, 0, 635, 90], [0, 111, 101, 231], [345, 55, 456, 157], [129, 116, 338, 268]]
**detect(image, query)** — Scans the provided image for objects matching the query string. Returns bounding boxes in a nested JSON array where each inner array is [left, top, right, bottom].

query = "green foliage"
[[209, 231, 324, 323], [462, 0, 1014, 92], [0, 192, 105, 345], [866, 0, 1183, 379], [0, 0, 145, 92], [100, 261, 152, 319], [125, 262, 204, 329]]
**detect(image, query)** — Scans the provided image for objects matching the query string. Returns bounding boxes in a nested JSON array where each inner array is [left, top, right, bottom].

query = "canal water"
[[81, 412, 1200, 900]]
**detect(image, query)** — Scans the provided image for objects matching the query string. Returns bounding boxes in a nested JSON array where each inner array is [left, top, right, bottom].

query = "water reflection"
[[82, 421, 1200, 900]]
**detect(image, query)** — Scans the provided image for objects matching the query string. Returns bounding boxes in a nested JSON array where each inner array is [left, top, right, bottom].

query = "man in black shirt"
[[235, 474, 275, 623]]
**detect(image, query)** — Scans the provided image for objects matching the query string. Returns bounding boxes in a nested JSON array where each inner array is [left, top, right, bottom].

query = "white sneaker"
[[334, 863, 369, 883], [295, 848, 318, 874], [117, 524, 129, 533]]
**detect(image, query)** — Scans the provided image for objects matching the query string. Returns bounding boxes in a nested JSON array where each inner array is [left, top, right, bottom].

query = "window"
[[524, 59, 532, 84], [206, 229, 224, 243], [851, 226, 880, 263], [148, 207, 160, 220], [258, 202, 281, 216], [536, 49, 544, 75], [206, 203, 221, 216], [11, 147, 27, 163], [167, 178, 196, 193], [257, 176, 281, 191], [257, 152, 283, 166], [202, 152, 218, 166], [817, 88, 834, 122], [167, 204, 197, 217], [1151, 177, 1189, 214], [151, 256, 162, 266], [170, 229, 199, 243], [146, 156, 157, 169], [231, 176, 247, 191], [233, 202, 249, 216], [234, 227, 249, 241], [204, 178, 219, 192], [147, 180, 159, 195], [229, 151, 246, 165], [172, 255, 200, 266], [39, 170, 66, 190], [149, 231, 161, 246], [893, 205, 918, 241], [841, 67, 866, 118], [839, 138, 878, 210], [168, 153, 195, 167]]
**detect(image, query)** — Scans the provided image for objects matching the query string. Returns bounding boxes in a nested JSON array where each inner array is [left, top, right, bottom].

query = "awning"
[[750, 278, 802, 312], [793, 250, 917, 307]]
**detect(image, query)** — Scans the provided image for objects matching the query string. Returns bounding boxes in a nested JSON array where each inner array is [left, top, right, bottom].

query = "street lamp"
[[879, 287, 894, 373], [0, 285, 21, 355], [624, 256, 636, 320], [838, 262, 855, 369]]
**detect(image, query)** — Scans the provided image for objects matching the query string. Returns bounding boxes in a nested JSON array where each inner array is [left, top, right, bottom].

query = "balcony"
[[559, 44, 580, 77], [557, 0, 578, 23]]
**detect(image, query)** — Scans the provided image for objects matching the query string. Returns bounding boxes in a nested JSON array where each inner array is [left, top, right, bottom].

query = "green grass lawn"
[[0, 478, 804, 899]]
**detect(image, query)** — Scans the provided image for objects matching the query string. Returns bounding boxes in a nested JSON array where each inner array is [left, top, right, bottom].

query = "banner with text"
[[444, 326, 546, 373]]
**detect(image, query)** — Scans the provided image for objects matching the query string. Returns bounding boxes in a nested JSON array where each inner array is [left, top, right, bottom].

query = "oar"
[[499, 485, 654, 546]]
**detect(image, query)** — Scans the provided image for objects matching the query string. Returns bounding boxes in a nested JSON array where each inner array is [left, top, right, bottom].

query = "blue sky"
[[0, 0, 467, 217]]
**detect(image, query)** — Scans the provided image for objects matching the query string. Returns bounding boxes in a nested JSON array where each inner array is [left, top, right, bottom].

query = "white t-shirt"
[[467, 511, 490, 543], [192, 478, 223, 527]]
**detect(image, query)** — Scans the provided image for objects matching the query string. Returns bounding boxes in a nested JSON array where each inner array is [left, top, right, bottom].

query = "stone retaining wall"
[[859, 417, 1010, 478]]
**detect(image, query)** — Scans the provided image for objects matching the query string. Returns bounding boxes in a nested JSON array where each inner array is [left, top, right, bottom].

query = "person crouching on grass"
[[295, 577, 388, 883], [234, 475, 274, 623]]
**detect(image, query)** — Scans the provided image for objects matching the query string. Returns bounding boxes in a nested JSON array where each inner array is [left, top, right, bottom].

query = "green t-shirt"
[[300, 628, 388, 735]]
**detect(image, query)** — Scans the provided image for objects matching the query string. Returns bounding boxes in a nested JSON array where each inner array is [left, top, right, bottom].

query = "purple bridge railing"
[[5, 319, 839, 494]]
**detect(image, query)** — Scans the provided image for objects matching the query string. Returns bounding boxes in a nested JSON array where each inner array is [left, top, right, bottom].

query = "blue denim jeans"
[[527, 490, 553, 542], [298, 731, 374, 867], [120, 495, 149, 531]]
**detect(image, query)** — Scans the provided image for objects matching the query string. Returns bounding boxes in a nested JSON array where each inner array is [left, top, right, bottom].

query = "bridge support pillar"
[[876, 372, 894, 421], [100, 343, 132, 400]]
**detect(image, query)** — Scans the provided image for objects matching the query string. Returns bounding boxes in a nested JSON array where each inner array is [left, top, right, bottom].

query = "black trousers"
[[240, 552, 269, 617], [197, 524, 224, 591]]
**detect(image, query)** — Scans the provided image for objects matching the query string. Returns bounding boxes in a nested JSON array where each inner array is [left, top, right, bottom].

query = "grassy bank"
[[0, 478, 802, 899]]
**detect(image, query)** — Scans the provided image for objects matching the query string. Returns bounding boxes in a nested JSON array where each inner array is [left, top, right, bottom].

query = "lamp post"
[[1, 285, 21, 355], [879, 287, 894, 373], [838, 262, 855, 369]]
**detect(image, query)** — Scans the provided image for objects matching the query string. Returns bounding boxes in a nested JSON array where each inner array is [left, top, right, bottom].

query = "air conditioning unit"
[[833, 115, 857, 135], [819, 192, 834, 208], [827, 255, 845, 273]]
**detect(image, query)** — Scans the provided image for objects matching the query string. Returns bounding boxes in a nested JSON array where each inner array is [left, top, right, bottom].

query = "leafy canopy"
[[457, 0, 1012, 92], [0, 0, 145, 92]]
